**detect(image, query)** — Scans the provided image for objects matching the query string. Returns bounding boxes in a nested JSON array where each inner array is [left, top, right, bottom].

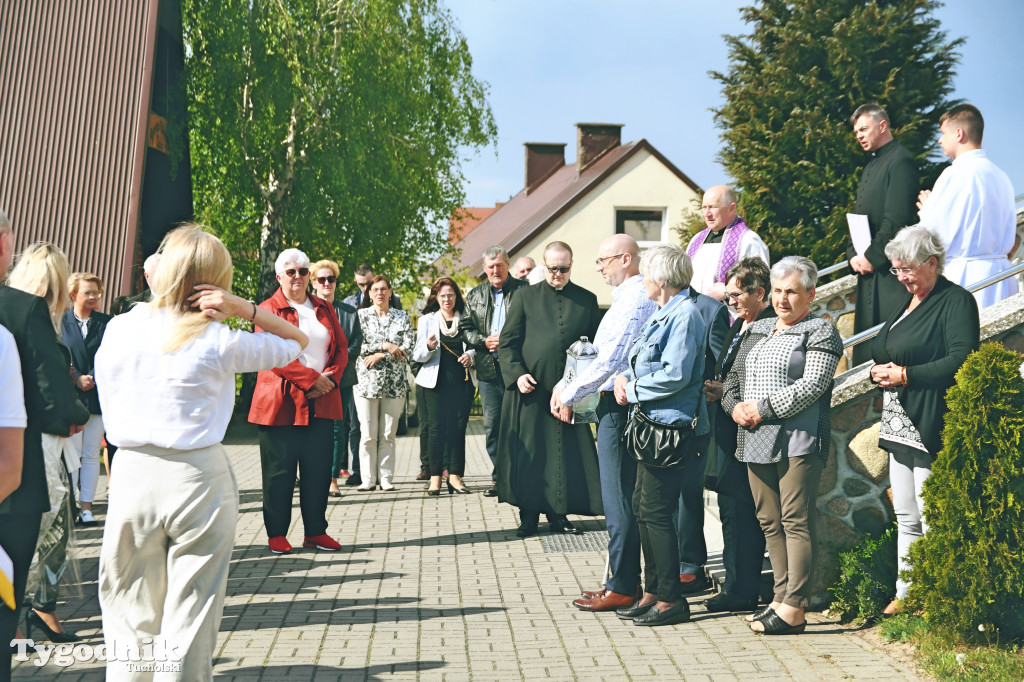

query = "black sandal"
[[753, 610, 806, 635], [745, 605, 774, 623]]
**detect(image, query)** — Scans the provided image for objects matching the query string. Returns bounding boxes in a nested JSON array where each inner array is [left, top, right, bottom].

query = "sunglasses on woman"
[[284, 268, 310, 277], [316, 275, 337, 284]]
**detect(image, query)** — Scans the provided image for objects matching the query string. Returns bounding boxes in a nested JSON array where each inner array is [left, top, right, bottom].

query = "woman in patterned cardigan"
[[354, 275, 414, 491], [724, 256, 843, 635]]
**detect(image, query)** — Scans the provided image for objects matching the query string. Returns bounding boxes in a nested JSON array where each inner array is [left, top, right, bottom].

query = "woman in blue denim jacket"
[[613, 244, 710, 627]]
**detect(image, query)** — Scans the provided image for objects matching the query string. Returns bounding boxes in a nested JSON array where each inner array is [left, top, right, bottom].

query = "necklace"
[[442, 340, 469, 380]]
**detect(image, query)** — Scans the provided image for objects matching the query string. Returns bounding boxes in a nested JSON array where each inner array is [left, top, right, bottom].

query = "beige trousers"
[[99, 443, 238, 681], [354, 395, 403, 487]]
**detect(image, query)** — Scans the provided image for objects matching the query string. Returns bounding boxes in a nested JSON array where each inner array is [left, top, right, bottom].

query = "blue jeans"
[[676, 415, 710, 576], [597, 395, 641, 595], [477, 378, 504, 482]]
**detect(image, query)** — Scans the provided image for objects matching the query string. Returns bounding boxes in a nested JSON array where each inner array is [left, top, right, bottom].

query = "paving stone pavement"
[[13, 420, 922, 681]]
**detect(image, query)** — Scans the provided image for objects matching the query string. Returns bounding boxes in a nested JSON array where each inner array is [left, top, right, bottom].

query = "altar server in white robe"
[[917, 104, 1017, 309]]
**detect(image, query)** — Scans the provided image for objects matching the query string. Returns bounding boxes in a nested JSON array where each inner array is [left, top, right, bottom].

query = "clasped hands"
[[305, 370, 335, 400], [870, 362, 905, 388], [364, 342, 405, 368], [731, 400, 762, 428]]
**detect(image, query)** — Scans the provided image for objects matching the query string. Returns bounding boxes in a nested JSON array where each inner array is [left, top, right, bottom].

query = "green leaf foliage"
[[182, 0, 496, 301], [829, 525, 898, 623], [710, 0, 962, 268], [906, 343, 1024, 642]]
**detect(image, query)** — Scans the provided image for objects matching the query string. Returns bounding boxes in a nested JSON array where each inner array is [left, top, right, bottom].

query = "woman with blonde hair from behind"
[[95, 224, 308, 680]]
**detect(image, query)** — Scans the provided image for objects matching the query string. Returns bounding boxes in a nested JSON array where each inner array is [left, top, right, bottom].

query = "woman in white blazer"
[[413, 278, 476, 495]]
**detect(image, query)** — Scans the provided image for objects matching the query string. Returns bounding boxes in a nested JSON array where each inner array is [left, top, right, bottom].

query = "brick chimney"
[[576, 123, 623, 172], [524, 143, 566, 194]]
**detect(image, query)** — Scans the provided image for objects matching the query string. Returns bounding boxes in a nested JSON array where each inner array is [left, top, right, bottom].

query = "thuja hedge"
[[905, 342, 1024, 641]]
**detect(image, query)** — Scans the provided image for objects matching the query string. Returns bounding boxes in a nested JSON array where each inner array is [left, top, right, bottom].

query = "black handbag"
[[622, 404, 698, 469]]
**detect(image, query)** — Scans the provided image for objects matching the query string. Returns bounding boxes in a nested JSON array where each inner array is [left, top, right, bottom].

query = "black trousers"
[[0, 513, 42, 681], [258, 418, 333, 538], [633, 453, 690, 604], [717, 454, 766, 601], [421, 379, 472, 477]]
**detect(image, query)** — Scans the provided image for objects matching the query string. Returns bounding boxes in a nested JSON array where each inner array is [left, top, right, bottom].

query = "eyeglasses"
[[594, 253, 625, 266], [889, 265, 918, 276], [284, 268, 309, 277], [316, 275, 337, 284], [725, 290, 749, 300], [369, 287, 390, 294], [545, 265, 571, 274], [79, 291, 102, 299]]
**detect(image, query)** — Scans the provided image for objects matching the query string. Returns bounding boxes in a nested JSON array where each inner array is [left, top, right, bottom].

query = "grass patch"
[[880, 615, 1024, 681]]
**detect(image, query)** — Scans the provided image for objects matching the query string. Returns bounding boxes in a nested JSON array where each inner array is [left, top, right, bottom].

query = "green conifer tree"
[[711, 0, 962, 267], [906, 343, 1024, 641]]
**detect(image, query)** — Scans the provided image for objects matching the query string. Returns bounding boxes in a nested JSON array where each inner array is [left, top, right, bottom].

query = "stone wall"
[[810, 272, 857, 373], [808, 290, 1024, 606]]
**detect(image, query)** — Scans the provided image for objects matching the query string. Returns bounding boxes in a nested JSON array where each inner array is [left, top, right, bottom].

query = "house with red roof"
[[447, 123, 702, 306]]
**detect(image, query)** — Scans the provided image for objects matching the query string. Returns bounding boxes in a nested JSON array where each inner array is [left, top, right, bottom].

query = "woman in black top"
[[412, 278, 475, 495], [702, 257, 773, 613], [869, 226, 980, 616]]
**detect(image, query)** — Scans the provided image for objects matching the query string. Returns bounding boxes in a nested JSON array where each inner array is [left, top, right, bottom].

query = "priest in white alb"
[[686, 185, 769, 301], [917, 104, 1017, 309]]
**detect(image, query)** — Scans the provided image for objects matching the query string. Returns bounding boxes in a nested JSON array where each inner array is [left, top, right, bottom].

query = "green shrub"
[[906, 342, 1024, 642], [828, 525, 897, 623]]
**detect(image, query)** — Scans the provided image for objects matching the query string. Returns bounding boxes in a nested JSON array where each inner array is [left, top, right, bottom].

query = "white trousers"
[[99, 444, 238, 681], [354, 395, 403, 486], [71, 413, 105, 503], [889, 450, 932, 599]]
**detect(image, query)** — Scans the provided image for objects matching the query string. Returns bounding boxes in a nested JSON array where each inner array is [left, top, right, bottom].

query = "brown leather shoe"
[[580, 585, 641, 601], [574, 589, 638, 612]]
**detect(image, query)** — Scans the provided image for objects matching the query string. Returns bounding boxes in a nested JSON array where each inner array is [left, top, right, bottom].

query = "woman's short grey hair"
[[640, 244, 692, 290], [884, 226, 946, 274], [276, 248, 310, 274], [770, 256, 817, 291]]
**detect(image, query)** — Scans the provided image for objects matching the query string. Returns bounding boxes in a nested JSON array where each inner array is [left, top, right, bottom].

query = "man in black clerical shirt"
[[848, 103, 920, 365], [496, 242, 603, 537]]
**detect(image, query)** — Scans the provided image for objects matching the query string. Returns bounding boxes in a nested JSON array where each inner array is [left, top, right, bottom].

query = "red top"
[[247, 288, 348, 425]]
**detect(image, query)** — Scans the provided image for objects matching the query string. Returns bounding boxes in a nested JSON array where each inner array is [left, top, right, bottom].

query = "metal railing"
[[817, 261, 850, 279], [842, 261, 1024, 350]]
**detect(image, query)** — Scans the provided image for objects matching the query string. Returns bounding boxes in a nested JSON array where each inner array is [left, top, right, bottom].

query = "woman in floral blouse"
[[355, 275, 414, 490]]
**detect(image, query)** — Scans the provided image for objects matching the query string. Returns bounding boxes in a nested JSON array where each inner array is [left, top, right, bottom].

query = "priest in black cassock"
[[497, 241, 603, 537], [848, 103, 920, 365]]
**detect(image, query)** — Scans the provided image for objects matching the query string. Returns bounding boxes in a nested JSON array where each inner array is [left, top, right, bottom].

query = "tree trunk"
[[258, 201, 285, 302]]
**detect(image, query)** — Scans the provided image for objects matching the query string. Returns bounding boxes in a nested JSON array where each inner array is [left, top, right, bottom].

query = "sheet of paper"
[[846, 213, 872, 256], [0, 543, 14, 610]]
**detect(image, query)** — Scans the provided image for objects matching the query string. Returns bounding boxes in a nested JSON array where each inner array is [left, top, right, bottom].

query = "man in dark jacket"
[[461, 246, 528, 496], [0, 209, 89, 677], [848, 103, 920, 365]]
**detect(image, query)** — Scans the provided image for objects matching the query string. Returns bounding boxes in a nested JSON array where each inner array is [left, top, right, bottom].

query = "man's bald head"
[[596, 234, 641, 287], [701, 185, 738, 232]]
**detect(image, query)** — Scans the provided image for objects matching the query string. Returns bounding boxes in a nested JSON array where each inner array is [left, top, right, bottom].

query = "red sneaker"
[[339, 469, 351, 478], [268, 536, 293, 554], [303, 534, 342, 551]]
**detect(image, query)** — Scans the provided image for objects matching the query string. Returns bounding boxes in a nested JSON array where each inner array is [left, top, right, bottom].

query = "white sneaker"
[[77, 509, 97, 526], [356, 483, 376, 491]]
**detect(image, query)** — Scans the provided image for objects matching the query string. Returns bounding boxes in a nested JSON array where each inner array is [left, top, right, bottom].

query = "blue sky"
[[446, 0, 1023, 209]]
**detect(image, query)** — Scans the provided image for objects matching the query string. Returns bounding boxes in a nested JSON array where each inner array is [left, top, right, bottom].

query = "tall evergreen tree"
[[711, 0, 962, 268], [181, 0, 496, 301]]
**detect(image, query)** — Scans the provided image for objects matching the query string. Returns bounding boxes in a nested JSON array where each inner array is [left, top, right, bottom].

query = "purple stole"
[[686, 216, 750, 284]]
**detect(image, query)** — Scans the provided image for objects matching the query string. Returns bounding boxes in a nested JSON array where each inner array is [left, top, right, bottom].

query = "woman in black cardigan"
[[869, 226, 980, 616]]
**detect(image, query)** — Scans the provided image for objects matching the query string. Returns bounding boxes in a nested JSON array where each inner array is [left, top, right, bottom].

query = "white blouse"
[[294, 298, 330, 374], [95, 306, 301, 450]]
